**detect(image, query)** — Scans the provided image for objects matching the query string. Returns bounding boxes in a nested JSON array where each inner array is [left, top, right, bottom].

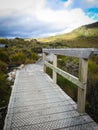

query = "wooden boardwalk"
[[4, 62, 98, 130]]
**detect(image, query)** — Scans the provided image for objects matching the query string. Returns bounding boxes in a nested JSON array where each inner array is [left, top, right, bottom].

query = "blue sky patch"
[[86, 8, 98, 21], [60, 0, 67, 2], [0, 0, 97, 38]]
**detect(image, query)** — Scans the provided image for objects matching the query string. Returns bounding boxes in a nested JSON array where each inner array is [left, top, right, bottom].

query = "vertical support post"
[[43, 53, 46, 73], [53, 54, 57, 84], [77, 58, 88, 113]]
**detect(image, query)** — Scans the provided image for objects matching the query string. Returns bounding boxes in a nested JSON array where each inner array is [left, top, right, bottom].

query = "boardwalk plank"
[[4, 63, 98, 130]]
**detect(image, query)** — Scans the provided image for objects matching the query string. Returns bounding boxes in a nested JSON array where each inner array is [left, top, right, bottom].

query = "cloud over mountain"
[[0, 0, 97, 38]]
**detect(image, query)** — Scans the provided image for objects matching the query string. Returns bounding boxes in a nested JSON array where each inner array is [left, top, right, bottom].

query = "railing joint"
[[43, 48, 98, 113]]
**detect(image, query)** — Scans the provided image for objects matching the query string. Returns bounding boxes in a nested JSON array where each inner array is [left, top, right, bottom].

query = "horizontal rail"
[[45, 61, 84, 89], [43, 48, 98, 59], [43, 48, 98, 113]]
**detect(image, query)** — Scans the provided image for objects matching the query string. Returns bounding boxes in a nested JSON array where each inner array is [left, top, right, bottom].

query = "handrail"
[[43, 48, 98, 59], [45, 61, 84, 89], [43, 48, 98, 113]]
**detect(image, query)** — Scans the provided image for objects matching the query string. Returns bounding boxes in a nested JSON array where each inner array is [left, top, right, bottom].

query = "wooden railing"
[[43, 48, 98, 113]]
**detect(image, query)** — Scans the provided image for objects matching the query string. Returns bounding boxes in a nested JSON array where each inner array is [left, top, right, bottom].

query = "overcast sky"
[[0, 0, 98, 38]]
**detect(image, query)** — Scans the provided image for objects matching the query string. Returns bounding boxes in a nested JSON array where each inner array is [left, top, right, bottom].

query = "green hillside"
[[38, 22, 98, 48], [38, 22, 98, 123]]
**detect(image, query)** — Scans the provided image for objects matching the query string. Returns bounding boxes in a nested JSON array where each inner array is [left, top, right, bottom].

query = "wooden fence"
[[43, 48, 98, 113]]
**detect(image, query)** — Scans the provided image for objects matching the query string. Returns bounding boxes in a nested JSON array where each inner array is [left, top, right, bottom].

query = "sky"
[[0, 0, 98, 38]]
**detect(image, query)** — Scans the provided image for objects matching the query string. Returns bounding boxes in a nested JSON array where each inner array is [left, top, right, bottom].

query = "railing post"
[[53, 54, 57, 84], [43, 53, 46, 73], [77, 58, 88, 113]]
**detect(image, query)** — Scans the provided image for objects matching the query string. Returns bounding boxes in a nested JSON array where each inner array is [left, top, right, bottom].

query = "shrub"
[[10, 52, 26, 65], [0, 50, 9, 62], [25, 59, 34, 64], [86, 58, 98, 122], [0, 73, 11, 107], [30, 53, 38, 61], [88, 60, 98, 73], [0, 60, 8, 73]]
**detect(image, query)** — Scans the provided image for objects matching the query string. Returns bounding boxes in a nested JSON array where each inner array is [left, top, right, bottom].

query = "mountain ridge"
[[37, 21, 98, 48]]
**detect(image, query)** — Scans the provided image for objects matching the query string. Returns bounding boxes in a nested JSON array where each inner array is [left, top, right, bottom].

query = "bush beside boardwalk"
[[39, 22, 98, 123], [0, 38, 39, 129], [0, 22, 98, 128], [46, 54, 98, 123]]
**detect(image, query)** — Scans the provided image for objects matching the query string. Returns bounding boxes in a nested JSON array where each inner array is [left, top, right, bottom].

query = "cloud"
[[64, 0, 73, 8], [36, 7, 94, 29], [0, 0, 95, 38]]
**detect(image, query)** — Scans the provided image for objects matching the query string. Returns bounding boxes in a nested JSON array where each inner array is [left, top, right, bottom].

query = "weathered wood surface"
[[4, 62, 98, 130], [53, 54, 57, 84], [78, 58, 88, 113], [45, 61, 83, 88], [43, 48, 98, 59], [43, 48, 98, 113]]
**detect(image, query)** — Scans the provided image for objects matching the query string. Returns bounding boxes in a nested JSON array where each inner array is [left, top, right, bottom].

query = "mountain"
[[38, 22, 98, 48], [85, 21, 98, 28]]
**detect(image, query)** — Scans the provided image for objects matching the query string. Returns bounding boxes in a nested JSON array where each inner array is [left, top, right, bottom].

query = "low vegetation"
[[42, 22, 98, 123], [38, 22, 98, 48], [0, 21, 98, 129], [0, 38, 40, 129], [46, 54, 98, 123], [0, 38, 40, 107]]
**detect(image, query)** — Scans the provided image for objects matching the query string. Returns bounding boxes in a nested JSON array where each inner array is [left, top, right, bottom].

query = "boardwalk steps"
[[4, 63, 98, 130]]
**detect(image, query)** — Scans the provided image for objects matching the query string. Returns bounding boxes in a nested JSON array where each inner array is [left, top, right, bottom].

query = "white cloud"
[[34, 5, 94, 31], [0, 0, 45, 10], [64, 0, 73, 8], [0, 0, 95, 37]]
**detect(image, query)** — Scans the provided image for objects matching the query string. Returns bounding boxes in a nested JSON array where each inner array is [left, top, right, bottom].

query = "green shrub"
[[30, 53, 38, 61], [0, 50, 9, 62], [0, 60, 8, 72], [10, 52, 26, 65], [0, 73, 11, 107], [25, 59, 34, 64], [88, 60, 98, 73]]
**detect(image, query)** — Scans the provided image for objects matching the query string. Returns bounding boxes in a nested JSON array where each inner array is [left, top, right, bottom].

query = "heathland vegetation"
[[0, 38, 40, 129], [0, 21, 98, 129], [38, 21, 98, 48], [38, 21, 98, 123], [0, 38, 40, 107]]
